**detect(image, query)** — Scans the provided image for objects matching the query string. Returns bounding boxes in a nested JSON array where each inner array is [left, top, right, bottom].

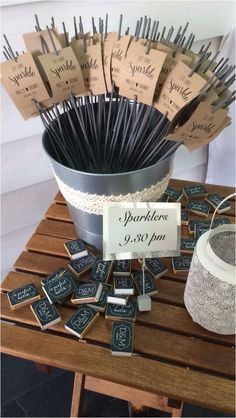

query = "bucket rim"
[[42, 131, 175, 178]]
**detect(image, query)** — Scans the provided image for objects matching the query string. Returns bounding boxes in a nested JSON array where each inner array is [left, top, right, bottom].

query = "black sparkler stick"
[[62, 22, 69, 47], [3, 34, 17, 61]]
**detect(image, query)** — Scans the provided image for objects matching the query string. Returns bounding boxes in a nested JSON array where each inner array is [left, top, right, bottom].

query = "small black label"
[[8, 283, 39, 306], [172, 256, 192, 271], [32, 297, 60, 325], [91, 259, 112, 283], [183, 185, 208, 198], [111, 322, 133, 354], [65, 239, 86, 255], [133, 270, 157, 295], [186, 200, 210, 214]]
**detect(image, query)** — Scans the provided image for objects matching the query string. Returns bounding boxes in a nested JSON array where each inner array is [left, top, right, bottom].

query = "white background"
[[1, 0, 235, 279]]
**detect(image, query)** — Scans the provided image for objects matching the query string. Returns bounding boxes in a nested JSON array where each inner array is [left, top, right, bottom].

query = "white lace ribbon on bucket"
[[52, 167, 172, 215]]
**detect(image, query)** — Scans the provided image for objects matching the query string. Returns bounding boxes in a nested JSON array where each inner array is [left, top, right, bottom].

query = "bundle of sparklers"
[[1, 14, 235, 173]]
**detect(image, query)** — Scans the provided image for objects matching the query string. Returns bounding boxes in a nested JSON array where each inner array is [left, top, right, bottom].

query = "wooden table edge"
[[1, 323, 235, 415]]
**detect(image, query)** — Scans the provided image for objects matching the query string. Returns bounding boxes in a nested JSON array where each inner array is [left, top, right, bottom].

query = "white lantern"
[[184, 194, 236, 335]]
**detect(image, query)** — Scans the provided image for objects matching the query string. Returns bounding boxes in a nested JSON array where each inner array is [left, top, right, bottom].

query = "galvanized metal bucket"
[[42, 132, 174, 250]]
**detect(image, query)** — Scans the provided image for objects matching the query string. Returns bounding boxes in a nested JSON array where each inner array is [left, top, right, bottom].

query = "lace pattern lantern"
[[184, 194, 236, 335]]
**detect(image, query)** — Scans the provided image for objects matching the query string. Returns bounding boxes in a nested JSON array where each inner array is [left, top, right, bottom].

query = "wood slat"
[[28, 228, 236, 284], [24, 233, 188, 283], [156, 279, 184, 305], [25, 233, 186, 282], [10, 255, 236, 346], [54, 191, 65, 203], [14, 251, 69, 276], [1, 323, 235, 414], [26, 234, 70, 258], [45, 204, 72, 223], [1, 293, 234, 378], [36, 219, 77, 240], [26, 233, 97, 259], [1, 271, 45, 292], [1, 269, 185, 308], [135, 300, 235, 346]]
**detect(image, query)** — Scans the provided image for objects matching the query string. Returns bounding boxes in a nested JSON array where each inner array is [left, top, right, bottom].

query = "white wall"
[[1, 1, 235, 280]]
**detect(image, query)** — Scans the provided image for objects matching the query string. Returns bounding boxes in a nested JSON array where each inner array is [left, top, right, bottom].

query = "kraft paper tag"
[[71, 32, 91, 43], [153, 46, 195, 102], [85, 32, 91, 40], [23, 29, 62, 83], [191, 53, 201, 65], [93, 33, 103, 44], [136, 38, 147, 46], [153, 55, 176, 101], [155, 42, 173, 54], [23, 29, 62, 56], [217, 88, 232, 102], [119, 42, 167, 105], [201, 88, 218, 104], [1, 52, 50, 119], [39, 97, 53, 110], [103, 33, 116, 92], [132, 38, 156, 48], [173, 51, 192, 66], [38, 46, 86, 102], [76, 43, 107, 95], [70, 38, 85, 59], [58, 33, 69, 48], [155, 61, 207, 120], [154, 47, 194, 101], [166, 102, 229, 150], [111, 35, 132, 87]]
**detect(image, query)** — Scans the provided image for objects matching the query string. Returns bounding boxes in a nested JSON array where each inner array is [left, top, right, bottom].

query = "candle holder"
[[184, 194, 236, 335]]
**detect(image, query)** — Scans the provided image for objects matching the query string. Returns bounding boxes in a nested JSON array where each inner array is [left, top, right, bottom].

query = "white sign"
[[103, 202, 181, 260]]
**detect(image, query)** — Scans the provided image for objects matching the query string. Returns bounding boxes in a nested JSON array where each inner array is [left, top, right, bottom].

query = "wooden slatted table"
[[1, 179, 235, 417]]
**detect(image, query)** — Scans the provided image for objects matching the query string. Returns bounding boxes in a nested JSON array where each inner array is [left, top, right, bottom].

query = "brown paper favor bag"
[[75, 43, 107, 95], [166, 102, 229, 150], [155, 61, 207, 120], [119, 42, 167, 106], [103, 32, 116, 92], [38, 46, 86, 102], [1, 52, 50, 119], [111, 35, 132, 87]]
